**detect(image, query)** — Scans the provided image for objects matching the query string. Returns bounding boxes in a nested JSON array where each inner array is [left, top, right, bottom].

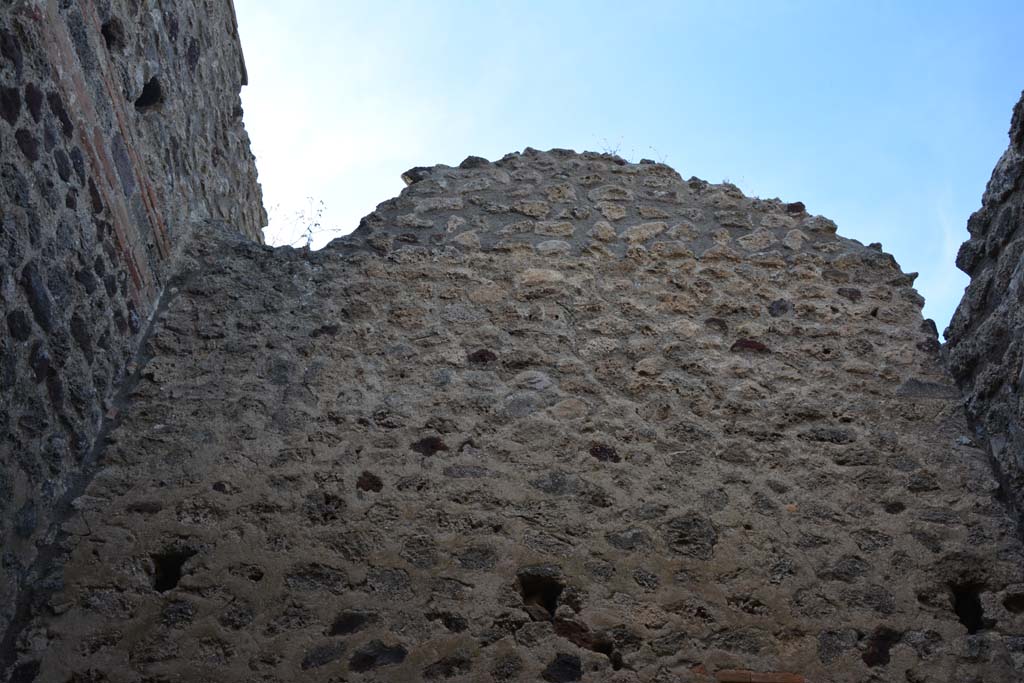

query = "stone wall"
[[946, 91, 1024, 520], [0, 0, 264, 646], [7, 151, 1023, 681]]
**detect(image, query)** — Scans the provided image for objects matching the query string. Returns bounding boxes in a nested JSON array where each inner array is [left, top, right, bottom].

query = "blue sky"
[[234, 1, 1023, 331]]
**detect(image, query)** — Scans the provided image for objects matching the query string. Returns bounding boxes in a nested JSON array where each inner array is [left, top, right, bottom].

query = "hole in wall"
[[101, 18, 126, 51], [590, 639, 623, 670], [950, 583, 989, 634], [468, 348, 497, 364], [151, 547, 197, 592], [883, 501, 905, 514], [135, 77, 163, 111], [1003, 593, 1024, 614], [357, 471, 383, 492], [861, 626, 901, 667], [411, 436, 448, 456], [516, 566, 564, 620]]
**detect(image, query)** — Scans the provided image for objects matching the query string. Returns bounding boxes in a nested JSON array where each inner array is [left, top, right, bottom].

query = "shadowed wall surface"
[[947, 91, 1024, 527], [0, 0, 264, 651]]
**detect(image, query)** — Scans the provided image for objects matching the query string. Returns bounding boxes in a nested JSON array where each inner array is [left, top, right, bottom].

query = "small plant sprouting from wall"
[[265, 197, 343, 249]]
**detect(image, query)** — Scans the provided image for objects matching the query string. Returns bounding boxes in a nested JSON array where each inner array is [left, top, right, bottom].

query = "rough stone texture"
[[0, 0, 265, 649], [947, 91, 1024, 522], [6, 150, 1024, 681]]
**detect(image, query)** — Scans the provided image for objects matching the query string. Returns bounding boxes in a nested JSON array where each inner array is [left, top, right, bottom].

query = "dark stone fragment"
[[348, 640, 407, 672], [160, 599, 195, 627], [490, 653, 522, 681], [837, 287, 862, 302], [862, 626, 901, 667], [800, 427, 856, 444], [74, 269, 97, 294], [20, 262, 54, 332], [785, 201, 806, 214], [884, 501, 905, 514], [14, 499, 37, 538], [633, 567, 659, 590], [424, 655, 472, 679], [327, 610, 375, 635], [126, 301, 141, 333], [310, 323, 340, 337], [842, 585, 896, 615], [530, 470, 575, 495], [366, 567, 411, 596], [186, 38, 201, 72], [70, 313, 93, 362], [228, 563, 264, 582], [458, 545, 496, 570], [284, 565, 348, 593], [8, 660, 40, 683], [24, 82, 42, 121], [605, 528, 650, 551], [218, 602, 253, 630], [768, 299, 791, 317], [69, 147, 85, 183], [426, 610, 468, 632], [589, 442, 620, 462], [7, 310, 32, 340], [0, 86, 20, 125], [903, 629, 943, 658], [89, 178, 104, 214], [0, 29, 23, 76], [301, 642, 345, 670], [911, 529, 942, 553], [459, 155, 489, 169], [730, 338, 769, 353], [907, 471, 939, 492], [663, 512, 718, 559], [44, 121, 60, 153], [400, 536, 437, 568], [356, 470, 383, 492], [541, 653, 582, 682], [54, 148, 72, 181], [821, 554, 870, 582], [15, 128, 38, 162], [468, 348, 497, 364], [46, 91, 73, 139], [303, 491, 345, 524], [818, 628, 859, 663], [704, 317, 728, 333], [126, 501, 162, 514], [112, 308, 127, 333], [165, 12, 179, 41], [411, 436, 448, 456], [29, 341, 50, 383], [401, 166, 432, 185], [110, 133, 135, 197]]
